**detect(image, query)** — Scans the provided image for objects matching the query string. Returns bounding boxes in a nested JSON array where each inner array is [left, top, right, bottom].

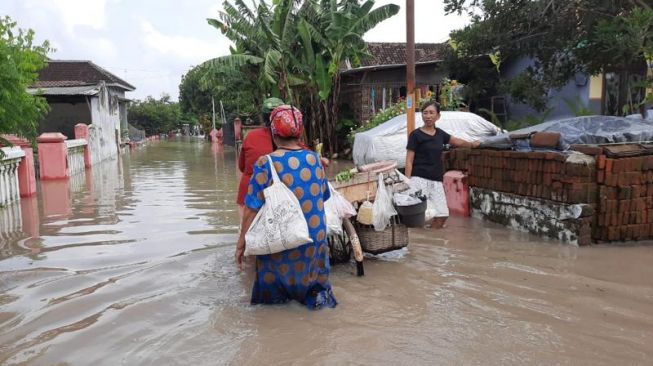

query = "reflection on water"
[[1, 139, 652, 365]]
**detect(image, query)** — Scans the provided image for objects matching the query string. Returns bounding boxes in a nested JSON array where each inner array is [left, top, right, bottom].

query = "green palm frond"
[[263, 50, 282, 83], [202, 54, 264, 71], [297, 19, 315, 67], [288, 74, 308, 87], [353, 4, 400, 35], [301, 17, 328, 46], [280, 1, 298, 50], [258, 7, 282, 49], [315, 55, 331, 101], [233, 0, 257, 22]]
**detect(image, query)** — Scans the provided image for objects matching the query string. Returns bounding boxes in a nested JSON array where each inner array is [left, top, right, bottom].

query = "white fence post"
[[65, 139, 88, 176], [0, 147, 25, 207]]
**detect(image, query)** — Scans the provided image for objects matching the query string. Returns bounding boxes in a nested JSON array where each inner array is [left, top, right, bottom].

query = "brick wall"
[[444, 147, 653, 244], [594, 154, 653, 242], [444, 149, 597, 204]]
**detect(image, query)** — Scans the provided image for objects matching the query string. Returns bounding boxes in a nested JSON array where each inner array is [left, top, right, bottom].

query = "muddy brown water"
[[1, 139, 652, 365]]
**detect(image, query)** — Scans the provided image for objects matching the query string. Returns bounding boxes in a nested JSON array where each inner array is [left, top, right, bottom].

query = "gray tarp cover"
[[481, 115, 653, 150]]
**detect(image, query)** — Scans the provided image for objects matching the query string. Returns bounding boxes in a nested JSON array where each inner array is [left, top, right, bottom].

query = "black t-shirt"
[[406, 127, 451, 181]]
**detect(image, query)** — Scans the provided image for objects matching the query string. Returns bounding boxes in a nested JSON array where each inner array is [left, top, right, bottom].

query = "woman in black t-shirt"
[[405, 100, 480, 229]]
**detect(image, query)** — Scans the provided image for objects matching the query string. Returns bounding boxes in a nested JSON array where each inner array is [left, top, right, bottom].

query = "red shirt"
[[236, 127, 318, 205], [237, 128, 274, 205]]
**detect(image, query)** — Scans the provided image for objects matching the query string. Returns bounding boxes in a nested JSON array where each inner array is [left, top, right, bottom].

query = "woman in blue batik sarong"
[[235, 105, 337, 310]]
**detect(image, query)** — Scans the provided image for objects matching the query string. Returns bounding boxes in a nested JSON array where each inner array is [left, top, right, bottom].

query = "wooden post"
[[406, 0, 415, 136], [342, 218, 364, 276]]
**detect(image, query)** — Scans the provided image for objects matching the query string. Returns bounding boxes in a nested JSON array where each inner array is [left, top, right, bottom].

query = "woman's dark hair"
[[420, 100, 441, 114]]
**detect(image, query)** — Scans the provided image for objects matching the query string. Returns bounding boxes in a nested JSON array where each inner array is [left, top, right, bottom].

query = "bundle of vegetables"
[[335, 169, 356, 183]]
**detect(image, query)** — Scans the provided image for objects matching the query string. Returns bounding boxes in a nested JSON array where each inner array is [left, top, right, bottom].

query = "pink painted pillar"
[[74, 123, 91, 168], [234, 118, 242, 141], [2, 135, 37, 197], [443, 170, 471, 217], [217, 128, 224, 144], [20, 196, 40, 238], [41, 179, 72, 218], [37, 133, 69, 180], [209, 128, 219, 143]]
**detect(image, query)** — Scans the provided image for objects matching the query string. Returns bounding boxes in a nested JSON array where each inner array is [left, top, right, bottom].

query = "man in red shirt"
[[236, 98, 283, 218]]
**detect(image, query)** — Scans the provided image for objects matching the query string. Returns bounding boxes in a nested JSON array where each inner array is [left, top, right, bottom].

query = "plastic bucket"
[[394, 199, 427, 228]]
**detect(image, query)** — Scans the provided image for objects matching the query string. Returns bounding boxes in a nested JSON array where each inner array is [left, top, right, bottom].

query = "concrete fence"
[[69, 168, 86, 193], [1, 122, 152, 209], [0, 197, 22, 244], [0, 147, 25, 206], [66, 139, 88, 176]]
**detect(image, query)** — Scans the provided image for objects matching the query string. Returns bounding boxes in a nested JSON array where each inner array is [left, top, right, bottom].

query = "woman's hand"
[[235, 238, 246, 270], [450, 136, 481, 149], [235, 206, 257, 270], [405, 150, 415, 178]]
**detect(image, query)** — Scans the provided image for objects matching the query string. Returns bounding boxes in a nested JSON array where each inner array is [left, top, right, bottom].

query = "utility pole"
[[219, 100, 227, 125], [212, 97, 216, 130], [406, 0, 415, 136]]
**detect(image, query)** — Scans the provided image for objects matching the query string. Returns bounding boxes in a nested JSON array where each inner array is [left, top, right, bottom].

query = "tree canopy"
[[0, 16, 52, 148], [443, 0, 653, 115], [179, 62, 259, 135], [128, 95, 181, 136], [200, 0, 399, 154]]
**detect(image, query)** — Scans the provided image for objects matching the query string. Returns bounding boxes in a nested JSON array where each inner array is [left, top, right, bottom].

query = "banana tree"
[[204, 0, 399, 154], [301, 0, 399, 154], [206, 0, 305, 101]]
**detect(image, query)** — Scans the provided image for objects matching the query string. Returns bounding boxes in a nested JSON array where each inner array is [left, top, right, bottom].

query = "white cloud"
[[6, 0, 468, 101], [84, 37, 118, 62], [364, 0, 470, 43], [207, 3, 223, 18], [140, 20, 226, 63], [49, 0, 108, 33]]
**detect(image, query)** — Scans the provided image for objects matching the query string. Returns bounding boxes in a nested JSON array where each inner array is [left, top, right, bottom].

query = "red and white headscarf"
[[270, 105, 303, 138]]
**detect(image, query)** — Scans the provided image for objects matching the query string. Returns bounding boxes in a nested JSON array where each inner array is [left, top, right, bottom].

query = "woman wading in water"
[[236, 105, 337, 309], [405, 100, 480, 229]]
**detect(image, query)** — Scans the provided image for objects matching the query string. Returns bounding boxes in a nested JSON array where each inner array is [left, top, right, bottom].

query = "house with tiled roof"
[[339, 42, 447, 124], [28, 60, 135, 165]]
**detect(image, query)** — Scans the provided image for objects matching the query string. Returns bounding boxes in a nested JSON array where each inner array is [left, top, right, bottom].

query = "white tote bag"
[[372, 173, 397, 231], [328, 182, 357, 219], [244, 155, 313, 256]]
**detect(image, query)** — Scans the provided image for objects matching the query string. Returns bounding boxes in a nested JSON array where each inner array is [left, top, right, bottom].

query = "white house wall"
[[89, 90, 122, 165]]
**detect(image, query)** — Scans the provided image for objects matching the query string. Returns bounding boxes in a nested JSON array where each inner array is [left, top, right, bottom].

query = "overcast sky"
[[4, 0, 469, 101]]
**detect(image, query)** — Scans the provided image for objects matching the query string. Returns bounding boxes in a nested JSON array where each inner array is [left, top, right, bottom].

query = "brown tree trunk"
[[328, 72, 342, 156]]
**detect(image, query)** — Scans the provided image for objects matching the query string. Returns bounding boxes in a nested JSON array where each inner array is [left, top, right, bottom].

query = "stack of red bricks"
[[444, 149, 598, 204], [594, 154, 653, 241]]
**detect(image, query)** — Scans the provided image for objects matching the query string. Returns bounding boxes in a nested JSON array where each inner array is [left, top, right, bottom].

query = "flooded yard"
[[1, 139, 652, 365]]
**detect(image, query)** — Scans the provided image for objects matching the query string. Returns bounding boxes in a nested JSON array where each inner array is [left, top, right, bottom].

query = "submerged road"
[[1, 139, 652, 365]]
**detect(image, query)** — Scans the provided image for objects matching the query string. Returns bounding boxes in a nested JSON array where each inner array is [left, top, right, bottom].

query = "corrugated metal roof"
[[27, 85, 100, 96]]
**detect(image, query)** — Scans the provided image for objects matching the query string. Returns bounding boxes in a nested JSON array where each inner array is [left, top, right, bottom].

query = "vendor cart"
[[330, 161, 398, 202], [328, 161, 409, 276]]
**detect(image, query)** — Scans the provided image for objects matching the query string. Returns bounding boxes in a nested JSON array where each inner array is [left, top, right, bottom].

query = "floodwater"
[[1, 139, 652, 365]]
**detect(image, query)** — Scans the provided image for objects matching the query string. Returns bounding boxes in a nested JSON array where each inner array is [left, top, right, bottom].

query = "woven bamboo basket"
[[353, 215, 408, 254]]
